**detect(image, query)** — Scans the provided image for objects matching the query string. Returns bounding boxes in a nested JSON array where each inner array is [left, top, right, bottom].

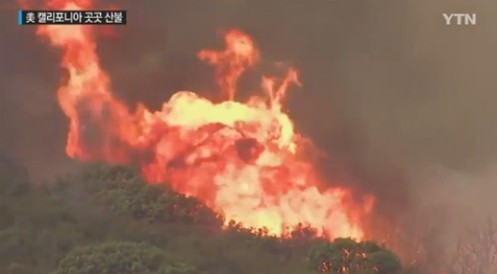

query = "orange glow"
[[37, 1, 374, 240], [198, 29, 259, 101]]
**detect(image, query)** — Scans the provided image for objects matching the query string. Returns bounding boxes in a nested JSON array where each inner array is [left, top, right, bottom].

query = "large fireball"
[[36, 0, 374, 240]]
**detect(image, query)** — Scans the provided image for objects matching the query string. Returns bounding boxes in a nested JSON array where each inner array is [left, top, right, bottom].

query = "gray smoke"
[[1, 0, 496, 271]]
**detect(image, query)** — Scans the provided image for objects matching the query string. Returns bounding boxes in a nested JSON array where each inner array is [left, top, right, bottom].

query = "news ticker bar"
[[18, 10, 127, 25]]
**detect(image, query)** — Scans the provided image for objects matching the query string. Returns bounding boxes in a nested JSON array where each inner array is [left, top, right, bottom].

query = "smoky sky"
[[1, 0, 497, 269]]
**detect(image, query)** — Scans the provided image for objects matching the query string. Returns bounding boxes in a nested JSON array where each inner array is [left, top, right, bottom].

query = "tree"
[[69, 164, 223, 226], [54, 241, 198, 274], [0, 161, 410, 274], [309, 238, 402, 274]]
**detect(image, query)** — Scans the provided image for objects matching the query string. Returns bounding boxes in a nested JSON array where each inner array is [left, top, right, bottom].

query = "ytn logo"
[[443, 13, 476, 25]]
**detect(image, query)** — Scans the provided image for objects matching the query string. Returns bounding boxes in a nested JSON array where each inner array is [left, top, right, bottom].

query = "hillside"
[[0, 156, 407, 274]]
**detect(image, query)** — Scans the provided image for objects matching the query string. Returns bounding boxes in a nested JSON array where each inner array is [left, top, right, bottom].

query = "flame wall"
[[1, 0, 496, 273]]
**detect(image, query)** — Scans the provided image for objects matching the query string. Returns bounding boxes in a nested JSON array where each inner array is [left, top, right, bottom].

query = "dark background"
[[1, 0, 496, 264]]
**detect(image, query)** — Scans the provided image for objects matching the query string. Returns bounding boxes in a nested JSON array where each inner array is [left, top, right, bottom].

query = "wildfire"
[[36, 0, 374, 240]]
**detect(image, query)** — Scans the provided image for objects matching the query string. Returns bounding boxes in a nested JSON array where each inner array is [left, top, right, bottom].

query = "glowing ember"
[[36, 0, 374, 240]]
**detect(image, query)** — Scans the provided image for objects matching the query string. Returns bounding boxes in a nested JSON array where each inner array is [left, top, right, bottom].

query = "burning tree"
[[449, 219, 497, 274], [309, 238, 402, 274]]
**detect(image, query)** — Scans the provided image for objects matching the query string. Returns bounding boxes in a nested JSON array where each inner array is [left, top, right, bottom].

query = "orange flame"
[[36, 1, 374, 240], [198, 29, 259, 101]]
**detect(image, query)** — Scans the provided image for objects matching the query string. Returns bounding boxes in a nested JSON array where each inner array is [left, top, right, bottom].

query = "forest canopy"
[[0, 156, 413, 274]]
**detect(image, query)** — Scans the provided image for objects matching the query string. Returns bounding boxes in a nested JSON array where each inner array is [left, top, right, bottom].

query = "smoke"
[[1, 0, 496, 271]]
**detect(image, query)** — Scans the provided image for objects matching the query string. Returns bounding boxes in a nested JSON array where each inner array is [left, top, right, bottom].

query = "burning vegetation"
[[1, 0, 493, 273], [36, 0, 374, 241], [3, 152, 408, 273]]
